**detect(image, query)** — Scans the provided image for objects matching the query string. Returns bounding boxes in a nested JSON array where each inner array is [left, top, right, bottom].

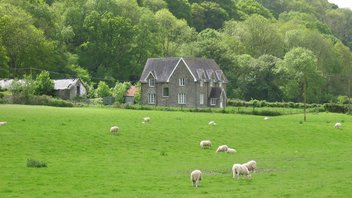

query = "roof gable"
[[167, 57, 197, 82]]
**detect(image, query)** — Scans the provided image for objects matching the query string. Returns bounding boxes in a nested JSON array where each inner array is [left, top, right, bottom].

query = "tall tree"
[[191, 2, 229, 31], [279, 47, 321, 121]]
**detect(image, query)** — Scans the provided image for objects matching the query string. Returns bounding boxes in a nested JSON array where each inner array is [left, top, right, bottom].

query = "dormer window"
[[200, 80, 203, 87], [210, 80, 214, 87], [179, 78, 185, 86], [149, 78, 155, 87], [219, 82, 222, 87]]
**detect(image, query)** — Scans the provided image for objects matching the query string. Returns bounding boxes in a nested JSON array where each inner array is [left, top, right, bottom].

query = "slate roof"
[[53, 79, 81, 90], [140, 57, 228, 83]]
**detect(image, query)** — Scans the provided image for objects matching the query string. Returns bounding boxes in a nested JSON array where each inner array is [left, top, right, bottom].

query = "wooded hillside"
[[1, 0, 352, 103]]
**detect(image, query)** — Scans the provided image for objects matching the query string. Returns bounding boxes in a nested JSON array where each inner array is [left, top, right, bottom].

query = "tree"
[[191, 2, 229, 31], [33, 71, 54, 96], [142, 0, 167, 13], [278, 47, 320, 121], [112, 82, 131, 104], [165, 0, 192, 24], [235, 0, 274, 20], [95, 81, 111, 98]]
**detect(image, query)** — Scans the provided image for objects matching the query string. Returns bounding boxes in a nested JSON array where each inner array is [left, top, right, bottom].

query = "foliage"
[[33, 71, 54, 96], [95, 81, 111, 98], [111, 81, 131, 104], [134, 82, 141, 104]]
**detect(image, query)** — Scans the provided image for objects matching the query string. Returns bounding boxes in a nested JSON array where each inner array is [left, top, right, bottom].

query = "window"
[[178, 93, 185, 104], [219, 82, 222, 87], [148, 93, 155, 104], [200, 94, 204, 105], [200, 80, 203, 87], [149, 78, 155, 87], [210, 98, 216, 106], [179, 78, 185, 86], [163, 87, 169, 97]]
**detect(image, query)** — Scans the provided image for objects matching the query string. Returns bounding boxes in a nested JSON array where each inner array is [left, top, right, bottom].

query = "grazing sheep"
[[226, 148, 237, 154], [216, 145, 228, 153], [110, 126, 119, 134], [264, 117, 270, 120], [208, 121, 216, 125], [143, 117, 151, 124], [232, 164, 251, 179], [243, 160, 257, 173], [335, 122, 342, 129], [200, 140, 212, 149], [0, 121, 7, 126], [191, 170, 202, 187]]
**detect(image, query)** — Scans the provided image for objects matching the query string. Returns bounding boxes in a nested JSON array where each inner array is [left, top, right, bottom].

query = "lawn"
[[0, 104, 351, 197]]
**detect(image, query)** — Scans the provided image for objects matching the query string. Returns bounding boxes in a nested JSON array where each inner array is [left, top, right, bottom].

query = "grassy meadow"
[[0, 104, 351, 197]]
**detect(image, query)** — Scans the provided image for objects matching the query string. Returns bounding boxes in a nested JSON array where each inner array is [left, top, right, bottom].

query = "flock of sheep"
[[194, 135, 257, 187], [107, 116, 343, 188]]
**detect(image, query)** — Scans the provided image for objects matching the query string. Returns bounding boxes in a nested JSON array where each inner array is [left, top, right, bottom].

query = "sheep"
[[232, 164, 251, 179], [110, 126, 119, 134], [143, 117, 151, 124], [216, 145, 228, 153], [226, 148, 237, 154], [190, 170, 202, 187], [200, 140, 212, 149], [208, 121, 216, 125], [335, 122, 342, 129], [264, 117, 270, 120], [243, 160, 257, 173], [0, 121, 7, 126]]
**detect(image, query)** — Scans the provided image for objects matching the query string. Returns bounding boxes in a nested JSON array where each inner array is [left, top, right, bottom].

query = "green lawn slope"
[[0, 105, 351, 197]]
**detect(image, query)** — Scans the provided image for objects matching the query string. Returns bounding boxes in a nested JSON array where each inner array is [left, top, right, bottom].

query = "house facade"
[[139, 57, 227, 108]]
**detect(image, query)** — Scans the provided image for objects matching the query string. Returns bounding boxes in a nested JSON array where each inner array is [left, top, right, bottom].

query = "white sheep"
[[143, 117, 151, 124], [335, 122, 342, 129], [0, 121, 7, 126], [216, 145, 228, 153], [190, 170, 202, 187], [243, 160, 257, 173], [208, 121, 216, 125], [264, 117, 270, 120], [232, 164, 251, 179], [226, 148, 237, 154], [110, 126, 119, 134], [200, 140, 212, 149]]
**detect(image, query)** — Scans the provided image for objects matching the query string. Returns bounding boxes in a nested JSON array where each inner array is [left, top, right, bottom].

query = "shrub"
[[27, 159, 47, 168], [33, 71, 54, 96], [323, 103, 348, 113], [95, 81, 111, 98]]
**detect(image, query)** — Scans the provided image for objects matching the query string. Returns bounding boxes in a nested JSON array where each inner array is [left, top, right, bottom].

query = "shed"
[[125, 85, 136, 104], [53, 79, 87, 100]]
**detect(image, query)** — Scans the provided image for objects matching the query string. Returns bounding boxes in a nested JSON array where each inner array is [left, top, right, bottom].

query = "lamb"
[[264, 116, 270, 120], [190, 170, 202, 187], [226, 148, 237, 154], [200, 140, 212, 149], [208, 121, 216, 125], [143, 117, 151, 124], [110, 126, 119, 134], [335, 122, 342, 129], [0, 121, 7, 126], [243, 160, 257, 173], [216, 145, 228, 153], [232, 164, 251, 179]]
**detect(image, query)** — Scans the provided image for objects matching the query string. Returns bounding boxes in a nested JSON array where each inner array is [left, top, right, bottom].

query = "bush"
[[323, 103, 348, 113], [33, 71, 54, 96], [27, 159, 47, 168]]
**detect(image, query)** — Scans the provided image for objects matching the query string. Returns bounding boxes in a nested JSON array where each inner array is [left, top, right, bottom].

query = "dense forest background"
[[1, 0, 352, 103]]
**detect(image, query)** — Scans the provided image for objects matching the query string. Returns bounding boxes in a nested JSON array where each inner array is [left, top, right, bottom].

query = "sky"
[[328, 0, 352, 10]]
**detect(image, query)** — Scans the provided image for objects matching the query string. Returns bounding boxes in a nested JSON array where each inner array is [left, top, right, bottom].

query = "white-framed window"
[[219, 82, 222, 87], [148, 93, 155, 104], [210, 98, 216, 106], [178, 93, 185, 104], [200, 94, 204, 105], [200, 80, 203, 87], [179, 78, 185, 86], [163, 87, 169, 97], [149, 78, 155, 87]]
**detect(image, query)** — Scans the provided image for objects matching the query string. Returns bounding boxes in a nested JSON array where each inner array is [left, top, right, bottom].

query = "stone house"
[[139, 57, 227, 108], [53, 78, 87, 100]]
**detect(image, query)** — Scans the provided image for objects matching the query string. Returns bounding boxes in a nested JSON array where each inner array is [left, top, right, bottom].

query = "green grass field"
[[0, 104, 351, 197]]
